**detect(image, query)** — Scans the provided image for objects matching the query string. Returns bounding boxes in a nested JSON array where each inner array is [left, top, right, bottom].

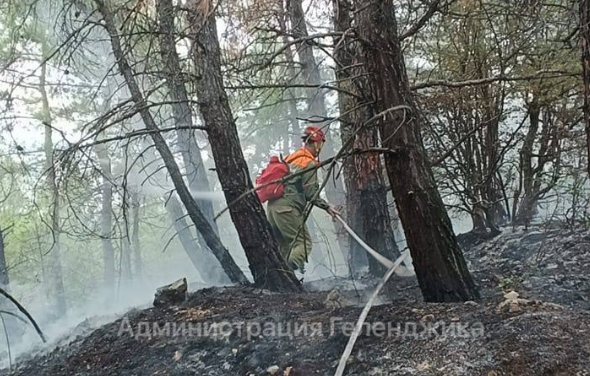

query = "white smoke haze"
[[1, 0, 589, 372]]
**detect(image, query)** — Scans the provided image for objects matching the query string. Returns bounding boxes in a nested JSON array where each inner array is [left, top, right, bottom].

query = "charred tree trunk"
[[333, 0, 398, 277], [356, 0, 479, 302], [581, 0, 590, 177], [186, 2, 301, 292], [40, 47, 67, 316], [95, 143, 116, 293], [97, 0, 248, 285]]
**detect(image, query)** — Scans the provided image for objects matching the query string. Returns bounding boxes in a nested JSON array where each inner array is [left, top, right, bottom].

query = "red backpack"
[[255, 156, 290, 203]]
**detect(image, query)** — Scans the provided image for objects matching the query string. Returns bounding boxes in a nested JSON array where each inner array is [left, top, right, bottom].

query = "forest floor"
[[3, 225, 590, 376]]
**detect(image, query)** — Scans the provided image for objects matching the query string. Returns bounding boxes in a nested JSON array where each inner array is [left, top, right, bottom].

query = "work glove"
[[327, 204, 341, 218]]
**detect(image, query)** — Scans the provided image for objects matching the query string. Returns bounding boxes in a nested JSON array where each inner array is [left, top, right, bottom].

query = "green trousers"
[[266, 203, 312, 270]]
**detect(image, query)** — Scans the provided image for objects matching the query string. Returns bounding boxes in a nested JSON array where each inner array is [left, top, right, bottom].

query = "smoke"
[[187, 190, 227, 202], [0, 252, 219, 369]]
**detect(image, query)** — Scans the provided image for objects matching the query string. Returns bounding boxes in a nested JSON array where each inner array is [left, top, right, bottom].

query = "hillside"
[[3, 226, 590, 376]]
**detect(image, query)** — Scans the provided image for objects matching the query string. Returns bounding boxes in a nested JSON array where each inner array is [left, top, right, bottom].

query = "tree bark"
[[355, 0, 479, 302], [333, 0, 398, 277], [40, 47, 67, 316], [94, 143, 116, 293], [186, 1, 301, 292], [97, 0, 248, 285], [581, 0, 590, 177]]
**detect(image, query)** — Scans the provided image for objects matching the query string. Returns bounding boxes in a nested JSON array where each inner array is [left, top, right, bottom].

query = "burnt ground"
[[4, 226, 590, 376]]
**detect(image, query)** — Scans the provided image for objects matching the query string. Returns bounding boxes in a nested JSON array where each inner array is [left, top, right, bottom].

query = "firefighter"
[[266, 126, 340, 272]]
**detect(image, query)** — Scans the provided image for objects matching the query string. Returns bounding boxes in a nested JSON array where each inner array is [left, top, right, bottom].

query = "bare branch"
[[258, 32, 344, 70], [0, 287, 46, 343], [412, 70, 580, 90], [400, 0, 443, 41]]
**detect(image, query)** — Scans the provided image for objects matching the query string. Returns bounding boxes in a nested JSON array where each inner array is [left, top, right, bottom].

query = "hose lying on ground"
[[333, 250, 411, 376]]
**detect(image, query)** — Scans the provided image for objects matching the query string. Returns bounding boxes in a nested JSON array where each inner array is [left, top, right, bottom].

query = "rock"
[[464, 301, 478, 306], [324, 288, 349, 311], [421, 314, 435, 322], [153, 278, 188, 307], [267, 365, 280, 374], [173, 351, 182, 361], [503, 291, 519, 300]]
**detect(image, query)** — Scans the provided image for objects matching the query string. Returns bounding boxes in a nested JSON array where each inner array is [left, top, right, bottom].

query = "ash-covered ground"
[[3, 226, 590, 376]]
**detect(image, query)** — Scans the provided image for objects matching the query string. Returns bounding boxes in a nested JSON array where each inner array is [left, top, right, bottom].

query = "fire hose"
[[334, 214, 415, 277], [332, 215, 415, 376]]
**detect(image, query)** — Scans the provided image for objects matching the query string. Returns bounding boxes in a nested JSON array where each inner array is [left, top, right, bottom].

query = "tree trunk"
[[156, 0, 219, 237], [333, 0, 398, 277], [0, 225, 8, 288], [130, 188, 142, 279], [165, 195, 229, 284], [40, 48, 67, 316], [97, 0, 248, 285], [356, 0, 479, 302], [186, 1, 301, 292], [94, 143, 116, 293], [121, 235, 132, 283], [515, 99, 540, 226], [580, 0, 590, 177], [277, 1, 301, 154], [157, 0, 230, 284], [287, 0, 348, 257]]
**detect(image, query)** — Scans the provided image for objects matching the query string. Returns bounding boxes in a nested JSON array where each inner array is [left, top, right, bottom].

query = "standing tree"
[[95, 0, 248, 285], [185, 0, 301, 291], [40, 39, 67, 316], [94, 141, 116, 294], [156, 0, 229, 284], [333, 0, 399, 277], [355, 0, 479, 302], [0, 224, 7, 289]]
